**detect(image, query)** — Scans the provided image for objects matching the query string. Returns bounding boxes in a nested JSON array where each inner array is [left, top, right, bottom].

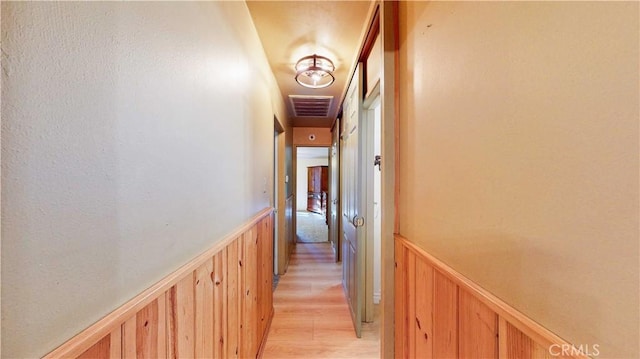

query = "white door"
[[329, 121, 340, 262], [341, 64, 365, 337]]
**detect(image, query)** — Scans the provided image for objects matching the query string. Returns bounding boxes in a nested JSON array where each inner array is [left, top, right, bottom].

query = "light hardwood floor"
[[262, 242, 380, 359]]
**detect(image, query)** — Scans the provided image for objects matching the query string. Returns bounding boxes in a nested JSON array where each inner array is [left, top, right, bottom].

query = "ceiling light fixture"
[[294, 54, 335, 89]]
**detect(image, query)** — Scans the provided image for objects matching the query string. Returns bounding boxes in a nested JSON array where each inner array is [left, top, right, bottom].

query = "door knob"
[[352, 216, 364, 227]]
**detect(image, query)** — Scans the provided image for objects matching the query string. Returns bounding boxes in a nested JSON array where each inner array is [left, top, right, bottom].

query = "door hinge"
[[353, 216, 365, 227]]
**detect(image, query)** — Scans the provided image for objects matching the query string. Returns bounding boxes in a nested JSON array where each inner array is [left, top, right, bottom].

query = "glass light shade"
[[295, 54, 335, 89]]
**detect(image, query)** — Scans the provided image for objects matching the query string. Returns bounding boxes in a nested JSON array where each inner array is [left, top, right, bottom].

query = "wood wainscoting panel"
[[433, 269, 457, 358], [394, 239, 405, 359], [257, 214, 275, 355], [500, 317, 532, 359], [240, 226, 258, 359], [414, 257, 433, 358], [459, 288, 498, 358], [227, 239, 240, 359], [110, 327, 122, 359], [394, 234, 588, 359], [194, 258, 214, 358], [46, 209, 274, 359], [284, 195, 295, 271], [405, 247, 416, 359], [77, 335, 110, 359], [213, 249, 228, 358], [172, 273, 196, 358], [77, 329, 121, 359], [122, 296, 167, 358], [533, 343, 556, 359], [499, 318, 565, 359]]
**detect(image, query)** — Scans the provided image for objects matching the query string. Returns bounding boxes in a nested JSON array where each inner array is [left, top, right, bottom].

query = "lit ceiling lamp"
[[295, 54, 335, 89]]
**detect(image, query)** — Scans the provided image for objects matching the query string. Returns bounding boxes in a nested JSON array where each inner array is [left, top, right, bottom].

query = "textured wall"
[[1, 2, 285, 357], [398, 2, 639, 357]]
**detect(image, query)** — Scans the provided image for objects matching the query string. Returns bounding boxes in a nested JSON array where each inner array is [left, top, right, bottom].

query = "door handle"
[[352, 216, 364, 227]]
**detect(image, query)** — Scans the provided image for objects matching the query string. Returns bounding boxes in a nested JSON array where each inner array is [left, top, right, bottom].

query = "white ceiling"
[[297, 146, 329, 159], [247, 1, 375, 128]]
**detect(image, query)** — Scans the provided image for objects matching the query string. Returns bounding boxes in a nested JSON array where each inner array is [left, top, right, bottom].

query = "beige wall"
[[398, 2, 638, 357], [1, 2, 286, 357], [293, 127, 332, 146]]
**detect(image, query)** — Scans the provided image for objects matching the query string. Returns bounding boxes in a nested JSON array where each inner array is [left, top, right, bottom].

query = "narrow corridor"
[[262, 242, 380, 358]]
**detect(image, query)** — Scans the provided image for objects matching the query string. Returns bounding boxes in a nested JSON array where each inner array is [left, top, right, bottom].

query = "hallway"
[[296, 211, 328, 243], [3, 2, 638, 357], [262, 242, 380, 359]]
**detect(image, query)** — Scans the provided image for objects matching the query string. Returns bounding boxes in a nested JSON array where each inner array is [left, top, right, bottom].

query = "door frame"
[[344, 0, 398, 354], [329, 119, 341, 262], [274, 116, 286, 275], [362, 82, 381, 323], [292, 144, 331, 244], [379, 2, 398, 357]]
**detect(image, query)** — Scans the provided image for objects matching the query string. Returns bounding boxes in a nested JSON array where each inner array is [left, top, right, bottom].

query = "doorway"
[[295, 147, 330, 243], [273, 117, 285, 276], [363, 91, 382, 323]]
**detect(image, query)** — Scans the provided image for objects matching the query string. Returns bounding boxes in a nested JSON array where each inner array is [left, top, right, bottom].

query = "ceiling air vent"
[[289, 95, 333, 117]]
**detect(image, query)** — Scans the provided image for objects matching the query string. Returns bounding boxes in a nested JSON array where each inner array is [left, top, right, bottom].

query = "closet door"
[[341, 63, 364, 337]]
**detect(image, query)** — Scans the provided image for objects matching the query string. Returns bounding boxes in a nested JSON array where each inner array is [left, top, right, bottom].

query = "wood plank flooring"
[[262, 242, 380, 359]]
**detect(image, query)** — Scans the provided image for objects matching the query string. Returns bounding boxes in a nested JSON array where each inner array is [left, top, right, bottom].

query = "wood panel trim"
[[395, 234, 588, 359], [358, 5, 380, 64], [391, 0, 400, 235], [45, 208, 274, 359], [381, 2, 400, 358]]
